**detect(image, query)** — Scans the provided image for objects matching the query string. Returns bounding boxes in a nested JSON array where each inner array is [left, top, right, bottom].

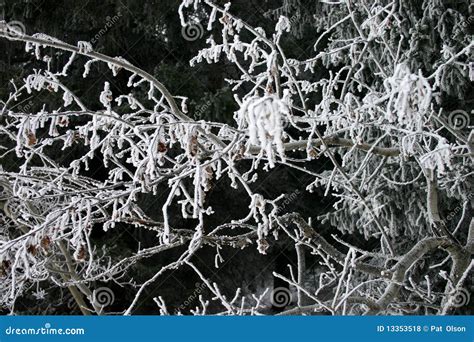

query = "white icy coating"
[[238, 94, 289, 168], [0, 0, 472, 316]]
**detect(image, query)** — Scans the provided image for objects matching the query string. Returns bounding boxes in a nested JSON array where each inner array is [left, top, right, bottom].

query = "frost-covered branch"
[[0, 0, 472, 315]]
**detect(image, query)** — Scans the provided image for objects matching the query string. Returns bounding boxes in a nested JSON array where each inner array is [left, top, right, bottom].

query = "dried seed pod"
[[40, 236, 51, 250], [27, 132, 37, 146], [157, 141, 167, 153], [75, 245, 87, 262], [27, 244, 37, 256]]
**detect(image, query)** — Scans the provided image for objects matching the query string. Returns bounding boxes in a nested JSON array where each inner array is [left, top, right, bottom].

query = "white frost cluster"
[[420, 138, 453, 175], [1, 0, 472, 316], [384, 63, 432, 131], [99, 82, 113, 113], [238, 95, 289, 168]]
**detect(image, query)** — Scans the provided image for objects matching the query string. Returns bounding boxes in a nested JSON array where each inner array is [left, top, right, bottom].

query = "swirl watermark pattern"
[[451, 288, 470, 308], [185, 202, 194, 216], [92, 287, 115, 307], [271, 287, 292, 308], [281, 116, 292, 130], [448, 109, 470, 130], [181, 22, 204, 41], [0, 20, 26, 39]]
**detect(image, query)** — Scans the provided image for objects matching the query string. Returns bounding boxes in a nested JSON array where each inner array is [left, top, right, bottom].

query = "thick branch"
[[278, 213, 386, 277], [274, 137, 401, 157], [369, 237, 468, 314]]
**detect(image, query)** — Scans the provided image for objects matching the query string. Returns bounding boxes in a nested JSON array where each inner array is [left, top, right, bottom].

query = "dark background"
[[1, 0, 472, 315], [0, 0, 343, 315]]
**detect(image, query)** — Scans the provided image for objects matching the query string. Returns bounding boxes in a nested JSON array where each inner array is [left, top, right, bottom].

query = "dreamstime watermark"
[[192, 90, 226, 120], [0, 20, 26, 39], [448, 109, 471, 130], [441, 193, 473, 227], [264, 10, 316, 39], [451, 15, 474, 39], [271, 287, 292, 308], [181, 22, 204, 41], [288, 13, 315, 30], [275, 190, 301, 215], [176, 282, 207, 312], [90, 11, 123, 45], [92, 286, 115, 307], [4, 322, 85, 336], [13, 100, 34, 114], [194, 98, 213, 119]]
